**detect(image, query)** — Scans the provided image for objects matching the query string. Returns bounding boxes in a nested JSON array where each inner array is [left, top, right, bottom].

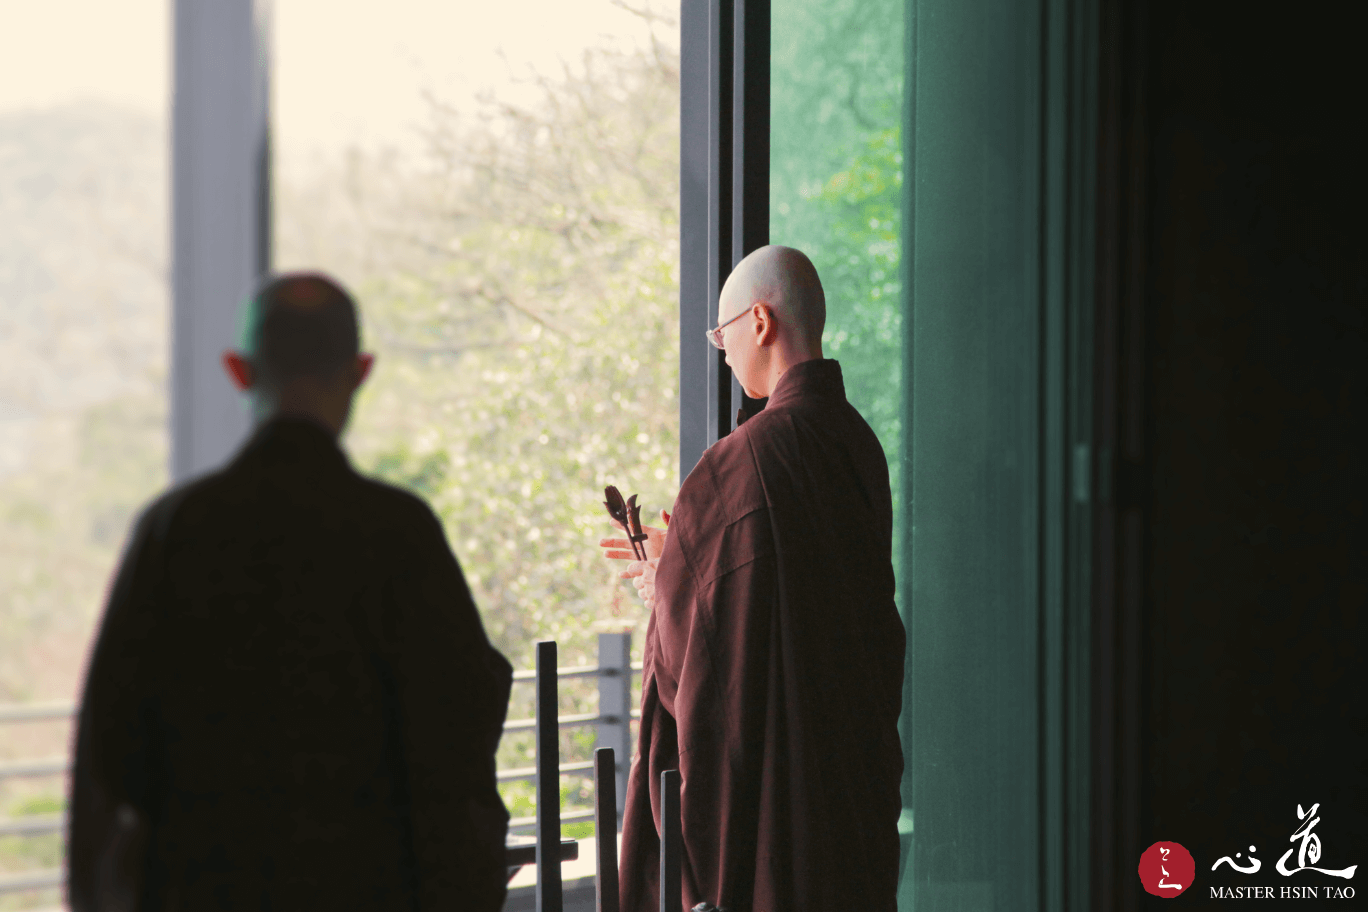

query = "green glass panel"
[[770, 0, 907, 585], [773, 0, 1092, 908], [900, 1, 1044, 907]]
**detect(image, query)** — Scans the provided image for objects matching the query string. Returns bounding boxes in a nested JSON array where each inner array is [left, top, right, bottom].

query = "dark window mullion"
[[706, 0, 735, 448], [730, 0, 771, 429], [680, 0, 772, 470]]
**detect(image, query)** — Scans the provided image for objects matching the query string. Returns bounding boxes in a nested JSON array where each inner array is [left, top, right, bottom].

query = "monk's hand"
[[600, 508, 671, 561], [621, 558, 660, 610]]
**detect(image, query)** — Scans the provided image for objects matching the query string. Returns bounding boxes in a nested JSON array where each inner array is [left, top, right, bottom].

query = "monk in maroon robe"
[[601, 246, 905, 912], [68, 273, 512, 912]]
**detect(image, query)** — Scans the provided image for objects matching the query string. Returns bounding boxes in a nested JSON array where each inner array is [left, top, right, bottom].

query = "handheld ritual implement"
[[603, 485, 649, 561]]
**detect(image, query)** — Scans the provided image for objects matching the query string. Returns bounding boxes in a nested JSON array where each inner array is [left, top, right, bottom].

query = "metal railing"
[[0, 632, 641, 897]]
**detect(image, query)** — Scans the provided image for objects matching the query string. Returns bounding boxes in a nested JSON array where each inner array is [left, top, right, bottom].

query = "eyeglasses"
[[706, 309, 748, 350]]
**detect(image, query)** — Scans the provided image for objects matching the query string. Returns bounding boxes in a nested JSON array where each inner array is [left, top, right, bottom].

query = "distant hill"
[[0, 101, 167, 480], [0, 103, 169, 713]]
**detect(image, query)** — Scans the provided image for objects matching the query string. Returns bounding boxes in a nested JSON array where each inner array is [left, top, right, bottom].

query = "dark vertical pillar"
[[594, 748, 620, 912], [730, 0, 770, 427], [730, 0, 769, 261], [536, 640, 563, 912], [706, 0, 735, 448], [1064, 0, 1100, 906], [682, 0, 772, 473], [1090, 0, 1147, 906]]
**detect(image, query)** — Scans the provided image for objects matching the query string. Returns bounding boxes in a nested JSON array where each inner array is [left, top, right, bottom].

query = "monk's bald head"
[[242, 272, 360, 391], [719, 245, 825, 351]]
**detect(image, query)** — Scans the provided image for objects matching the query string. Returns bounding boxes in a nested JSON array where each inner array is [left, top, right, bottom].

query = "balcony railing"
[[0, 632, 640, 898]]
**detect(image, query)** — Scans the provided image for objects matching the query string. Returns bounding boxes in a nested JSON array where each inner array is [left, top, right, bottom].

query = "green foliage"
[[276, 43, 681, 789], [562, 820, 596, 841], [0, 794, 66, 884], [771, 0, 907, 576], [501, 779, 537, 820], [0, 794, 65, 904], [811, 124, 903, 453], [497, 773, 597, 833], [370, 444, 451, 500], [9, 795, 63, 816], [0, 833, 61, 872]]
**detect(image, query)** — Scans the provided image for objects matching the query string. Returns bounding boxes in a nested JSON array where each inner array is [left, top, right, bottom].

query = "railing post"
[[595, 631, 632, 831], [594, 747, 621, 912], [536, 640, 563, 912]]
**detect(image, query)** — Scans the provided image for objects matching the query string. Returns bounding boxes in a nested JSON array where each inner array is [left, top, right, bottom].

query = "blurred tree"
[[280, 38, 680, 671], [276, 32, 680, 803]]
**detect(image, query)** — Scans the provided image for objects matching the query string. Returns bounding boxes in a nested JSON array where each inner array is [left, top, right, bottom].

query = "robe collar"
[[238, 414, 351, 475], [764, 358, 847, 411]]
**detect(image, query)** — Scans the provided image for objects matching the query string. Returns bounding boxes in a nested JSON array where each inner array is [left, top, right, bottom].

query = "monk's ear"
[[753, 303, 780, 346], [356, 352, 375, 386], [222, 350, 254, 391]]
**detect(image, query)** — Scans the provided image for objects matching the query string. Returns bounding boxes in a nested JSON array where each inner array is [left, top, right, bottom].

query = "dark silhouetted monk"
[[68, 272, 513, 912], [601, 246, 906, 912]]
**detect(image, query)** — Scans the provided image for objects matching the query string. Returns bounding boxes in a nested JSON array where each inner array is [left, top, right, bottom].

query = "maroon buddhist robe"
[[68, 417, 513, 912], [619, 359, 906, 912]]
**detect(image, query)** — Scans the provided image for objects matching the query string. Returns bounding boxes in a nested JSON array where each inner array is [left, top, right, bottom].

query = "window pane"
[[273, 0, 679, 838], [773, 0, 1091, 907], [898, 2, 1046, 906], [770, 0, 906, 567], [0, 0, 169, 896]]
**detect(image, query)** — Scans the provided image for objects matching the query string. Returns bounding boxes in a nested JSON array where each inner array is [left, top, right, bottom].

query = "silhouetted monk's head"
[[222, 272, 375, 436], [714, 245, 826, 399]]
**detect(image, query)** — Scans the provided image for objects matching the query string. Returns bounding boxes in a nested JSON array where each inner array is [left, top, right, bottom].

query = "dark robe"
[[68, 416, 513, 912], [619, 359, 906, 912]]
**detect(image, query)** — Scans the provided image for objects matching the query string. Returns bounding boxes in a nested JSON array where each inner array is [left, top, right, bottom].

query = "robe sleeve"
[[68, 500, 170, 912], [379, 500, 513, 912]]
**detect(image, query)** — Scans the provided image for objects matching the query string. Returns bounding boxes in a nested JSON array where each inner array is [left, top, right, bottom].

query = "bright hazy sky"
[[0, 0, 671, 158]]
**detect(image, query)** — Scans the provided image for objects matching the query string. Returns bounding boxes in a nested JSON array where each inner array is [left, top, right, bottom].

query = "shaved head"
[[719, 245, 825, 349], [716, 245, 826, 399], [242, 272, 360, 391]]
